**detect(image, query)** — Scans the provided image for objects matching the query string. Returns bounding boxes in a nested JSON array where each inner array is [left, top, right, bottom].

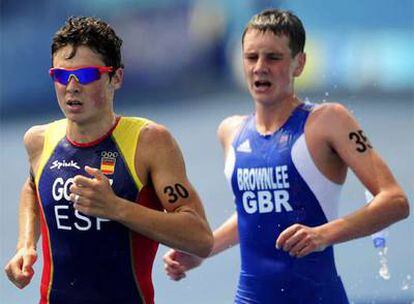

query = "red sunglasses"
[[49, 66, 114, 85]]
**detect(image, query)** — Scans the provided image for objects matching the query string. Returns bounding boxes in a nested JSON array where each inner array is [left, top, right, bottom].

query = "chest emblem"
[[100, 151, 118, 175], [237, 139, 252, 153]]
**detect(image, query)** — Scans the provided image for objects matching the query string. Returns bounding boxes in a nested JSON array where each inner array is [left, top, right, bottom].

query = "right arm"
[[4, 125, 45, 289], [163, 115, 245, 280], [209, 212, 238, 256], [209, 115, 246, 254]]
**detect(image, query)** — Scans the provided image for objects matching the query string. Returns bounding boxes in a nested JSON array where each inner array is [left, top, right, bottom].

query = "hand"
[[275, 224, 327, 258], [69, 166, 118, 219], [163, 249, 204, 281], [5, 247, 37, 289]]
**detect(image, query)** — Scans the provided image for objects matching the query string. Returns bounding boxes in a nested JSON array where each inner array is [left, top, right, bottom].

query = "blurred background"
[[1, 0, 413, 303]]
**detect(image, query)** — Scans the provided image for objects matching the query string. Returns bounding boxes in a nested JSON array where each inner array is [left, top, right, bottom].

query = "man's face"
[[242, 29, 305, 106], [52, 45, 122, 124]]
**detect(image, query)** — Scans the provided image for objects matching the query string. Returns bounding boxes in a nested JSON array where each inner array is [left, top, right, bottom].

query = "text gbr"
[[237, 165, 293, 214]]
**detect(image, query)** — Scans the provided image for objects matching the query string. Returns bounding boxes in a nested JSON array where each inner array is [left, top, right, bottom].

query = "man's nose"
[[254, 57, 268, 74], [66, 74, 81, 92]]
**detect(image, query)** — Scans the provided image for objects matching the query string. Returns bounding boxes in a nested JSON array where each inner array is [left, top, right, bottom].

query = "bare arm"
[[209, 212, 239, 256], [209, 115, 246, 253], [317, 104, 409, 243], [277, 103, 409, 257], [16, 177, 40, 251], [163, 116, 245, 280], [5, 125, 45, 288], [70, 124, 213, 258]]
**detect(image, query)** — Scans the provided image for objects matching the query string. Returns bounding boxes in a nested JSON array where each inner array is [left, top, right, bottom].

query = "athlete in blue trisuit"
[[163, 9, 410, 304], [4, 16, 213, 304]]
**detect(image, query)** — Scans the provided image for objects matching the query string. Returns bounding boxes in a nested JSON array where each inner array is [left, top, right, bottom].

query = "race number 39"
[[349, 130, 372, 153]]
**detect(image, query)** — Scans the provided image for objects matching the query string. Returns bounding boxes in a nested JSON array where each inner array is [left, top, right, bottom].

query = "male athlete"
[[4, 16, 213, 304], [163, 9, 409, 303]]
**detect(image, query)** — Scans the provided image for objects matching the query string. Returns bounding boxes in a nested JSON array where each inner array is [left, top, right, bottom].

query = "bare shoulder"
[[308, 102, 367, 156], [137, 122, 182, 168], [135, 121, 189, 188], [23, 124, 49, 157], [217, 115, 247, 149], [138, 122, 176, 151], [310, 102, 353, 123], [307, 102, 360, 139], [22, 123, 50, 173], [218, 115, 247, 135]]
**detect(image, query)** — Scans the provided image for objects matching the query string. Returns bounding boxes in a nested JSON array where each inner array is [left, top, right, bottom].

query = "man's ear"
[[110, 68, 123, 90], [293, 52, 306, 77]]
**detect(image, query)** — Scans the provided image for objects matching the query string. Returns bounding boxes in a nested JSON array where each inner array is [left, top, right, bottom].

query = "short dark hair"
[[51, 16, 124, 75], [242, 9, 306, 57]]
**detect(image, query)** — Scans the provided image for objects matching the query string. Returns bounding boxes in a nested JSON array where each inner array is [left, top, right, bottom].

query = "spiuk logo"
[[50, 160, 80, 170], [100, 151, 118, 175]]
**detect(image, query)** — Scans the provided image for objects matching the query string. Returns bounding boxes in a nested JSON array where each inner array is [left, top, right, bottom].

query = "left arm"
[[69, 124, 213, 258], [277, 103, 409, 257]]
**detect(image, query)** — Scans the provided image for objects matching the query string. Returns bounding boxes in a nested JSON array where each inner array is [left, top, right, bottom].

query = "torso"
[[223, 103, 349, 304], [34, 117, 162, 304]]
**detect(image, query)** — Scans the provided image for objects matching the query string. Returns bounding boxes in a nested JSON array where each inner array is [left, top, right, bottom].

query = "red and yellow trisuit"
[[35, 116, 163, 304]]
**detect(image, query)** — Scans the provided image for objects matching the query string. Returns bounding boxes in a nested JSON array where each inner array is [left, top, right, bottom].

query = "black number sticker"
[[163, 183, 189, 203], [349, 130, 372, 153], [164, 186, 178, 203], [175, 183, 189, 199]]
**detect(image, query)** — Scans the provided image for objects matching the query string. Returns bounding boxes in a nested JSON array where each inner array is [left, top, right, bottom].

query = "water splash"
[[378, 247, 391, 280], [401, 274, 412, 291]]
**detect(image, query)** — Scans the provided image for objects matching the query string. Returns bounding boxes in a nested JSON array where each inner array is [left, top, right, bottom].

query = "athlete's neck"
[[254, 95, 302, 135], [66, 113, 118, 144]]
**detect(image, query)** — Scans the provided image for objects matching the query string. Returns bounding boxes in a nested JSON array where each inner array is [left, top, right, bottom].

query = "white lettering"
[[237, 165, 293, 214], [258, 191, 273, 213], [52, 177, 112, 231], [248, 169, 256, 190], [55, 205, 72, 230], [74, 211, 92, 231], [242, 191, 257, 214], [237, 169, 244, 190], [96, 217, 111, 230], [281, 165, 289, 188], [52, 178, 64, 201], [50, 160, 80, 170], [275, 166, 284, 188], [274, 190, 292, 212], [241, 190, 293, 214], [54, 206, 111, 231], [243, 169, 249, 190], [63, 178, 73, 201], [264, 167, 273, 189], [237, 166, 290, 191], [270, 167, 278, 188], [255, 168, 266, 190], [52, 177, 74, 201]]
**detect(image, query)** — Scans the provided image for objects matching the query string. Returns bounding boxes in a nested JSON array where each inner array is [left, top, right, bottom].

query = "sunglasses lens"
[[52, 69, 70, 85], [50, 67, 102, 85], [77, 67, 101, 84]]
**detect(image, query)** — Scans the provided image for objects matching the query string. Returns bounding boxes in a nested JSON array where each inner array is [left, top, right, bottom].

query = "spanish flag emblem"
[[100, 157, 116, 175]]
